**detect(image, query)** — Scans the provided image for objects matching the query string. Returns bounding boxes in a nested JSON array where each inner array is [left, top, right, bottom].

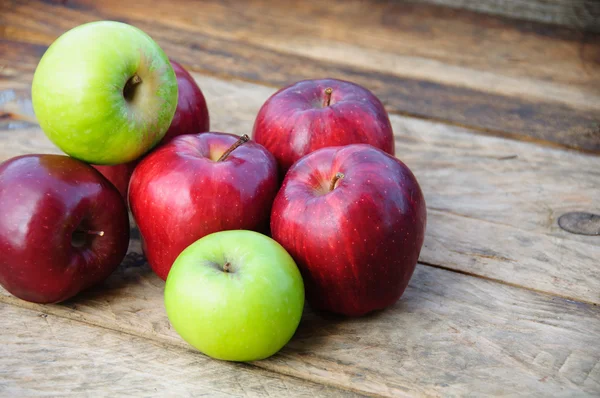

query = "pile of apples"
[[0, 21, 426, 361]]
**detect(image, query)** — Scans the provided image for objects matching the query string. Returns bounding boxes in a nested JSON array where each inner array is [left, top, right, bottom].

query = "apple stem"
[[71, 229, 104, 248], [130, 75, 142, 85], [123, 74, 142, 101], [223, 262, 231, 273], [323, 87, 333, 107], [85, 230, 105, 237], [218, 135, 250, 162], [330, 172, 345, 191]]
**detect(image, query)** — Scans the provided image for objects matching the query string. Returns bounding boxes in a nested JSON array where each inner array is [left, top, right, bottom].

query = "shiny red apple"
[[93, 60, 209, 200], [0, 154, 130, 304], [270, 144, 426, 316], [163, 60, 210, 143], [253, 78, 394, 176], [129, 132, 278, 280], [92, 162, 137, 200]]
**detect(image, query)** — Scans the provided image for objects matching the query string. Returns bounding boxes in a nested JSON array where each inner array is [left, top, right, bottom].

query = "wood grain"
[[2, 74, 599, 305], [2, 0, 600, 152], [0, 303, 364, 397], [1, 252, 599, 397], [91, 0, 600, 103], [2, 3, 600, 395], [416, 0, 600, 32]]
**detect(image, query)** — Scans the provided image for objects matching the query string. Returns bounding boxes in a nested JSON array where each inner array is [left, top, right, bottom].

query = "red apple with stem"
[[270, 144, 426, 316], [93, 60, 209, 200], [129, 132, 279, 280], [253, 78, 394, 176], [0, 154, 130, 304]]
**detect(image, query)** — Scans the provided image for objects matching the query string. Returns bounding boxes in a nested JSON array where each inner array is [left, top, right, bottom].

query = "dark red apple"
[[92, 60, 209, 200], [270, 144, 426, 316], [253, 78, 394, 176], [129, 132, 278, 280], [0, 154, 130, 304], [92, 162, 137, 200], [163, 60, 210, 143]]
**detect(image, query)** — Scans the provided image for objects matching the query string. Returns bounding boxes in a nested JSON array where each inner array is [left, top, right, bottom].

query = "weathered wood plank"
[[415, 0, 600, 32], [51, 0, 600, 87], [83, 0, 600, 104], [2, 1, 600, 152], [0, 303, 364, 397], [2, 74, 599, 304], [1, 251, 599, 397]]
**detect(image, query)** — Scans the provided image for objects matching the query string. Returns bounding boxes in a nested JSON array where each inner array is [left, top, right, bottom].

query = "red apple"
[[253, 78, 394, 176], [92, 162, 137, 200], [270, 144, 426, 316], [163, 60, 210, 143], [0, 154, 130, 304], [129, 132, 278, 280]]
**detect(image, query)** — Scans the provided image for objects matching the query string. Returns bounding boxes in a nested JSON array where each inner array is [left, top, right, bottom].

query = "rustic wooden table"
[[1, 1, 599, 396]]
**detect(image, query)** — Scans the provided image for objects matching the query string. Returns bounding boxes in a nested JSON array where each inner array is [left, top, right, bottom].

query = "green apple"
[[32, 21, 178, 165], [164, 230, 305, 362]]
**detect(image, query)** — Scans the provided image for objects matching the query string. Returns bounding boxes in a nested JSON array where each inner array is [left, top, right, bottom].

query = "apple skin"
[[270, 144, 426, 316], [32, 21, 178, 165], [253, 78, 394, 176], [92, 162, 138, 201], [165, 230, 305, 361], [162, 60, 210, 143], [0, 155, 130, 304], [129, 132, 279, 280]]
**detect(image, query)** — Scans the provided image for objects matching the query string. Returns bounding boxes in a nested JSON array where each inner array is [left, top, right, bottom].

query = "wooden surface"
[[1, 0, 600, 396], [416, 0, 600, 32], [0, 303, 362, 397], [3, 0, 600, 152]]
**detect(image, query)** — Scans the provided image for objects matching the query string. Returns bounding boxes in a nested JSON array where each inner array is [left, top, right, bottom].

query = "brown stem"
[[329, 172, 345, 191], [71, 229, 104, 248], [323, 87, 333, 107], [218, 134, 250, 162], [123, 74, 142, 101], [222, 262, 231, 273], [85, 230, 105, 237]]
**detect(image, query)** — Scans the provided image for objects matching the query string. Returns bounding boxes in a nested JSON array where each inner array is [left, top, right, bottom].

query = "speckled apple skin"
[[253, 78, 394, 176], [129, 133, 279, 280], [271, 145, 426, 316], [0, 155, 130, 303]]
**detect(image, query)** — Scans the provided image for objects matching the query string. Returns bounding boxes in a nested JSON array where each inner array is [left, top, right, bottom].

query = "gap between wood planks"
[[418, 260, 599, 307]]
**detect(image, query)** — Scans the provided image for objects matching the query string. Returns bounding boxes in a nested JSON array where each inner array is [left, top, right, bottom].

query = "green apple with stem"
[[165, 230, 305, 362], [32, 21, 178, 165]]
